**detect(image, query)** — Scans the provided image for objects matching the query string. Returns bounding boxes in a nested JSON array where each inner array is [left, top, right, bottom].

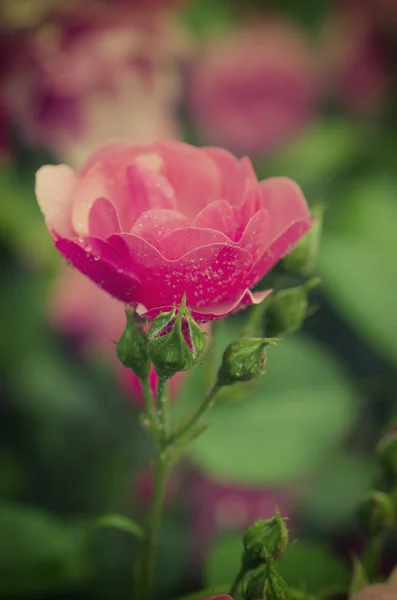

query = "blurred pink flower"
[[187, 19, 317, 157], [321, 9, 391, 114], [350, 584, 397, 600], [49, 267, 186, 405], [35, 140, 311, 322], [3, 4, 188, 166], [188, 469, 295, 566]]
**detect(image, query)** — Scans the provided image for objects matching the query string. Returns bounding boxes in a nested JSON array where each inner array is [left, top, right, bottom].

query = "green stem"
[[229, 566, 245, 597], [363, 534, 384, 581], [156, 377, 170, 442], [171, 381, 222, 442], [141, 376, 158, 430], [139, 453, 168, 600]]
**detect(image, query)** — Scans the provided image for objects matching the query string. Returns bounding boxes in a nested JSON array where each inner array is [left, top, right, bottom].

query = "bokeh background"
[[1, 0, 397, 598]]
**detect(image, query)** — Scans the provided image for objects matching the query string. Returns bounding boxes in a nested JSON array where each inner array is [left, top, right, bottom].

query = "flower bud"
[[116, 308, 151, 380], [357, 491, 395, 536], [376, 423, 397, 481], [242, 511, 289, 569], [283, 204, 324, 275], [265, 278, 320, 337], [216, 337, 278, 387], [148, 295, 207, 379]]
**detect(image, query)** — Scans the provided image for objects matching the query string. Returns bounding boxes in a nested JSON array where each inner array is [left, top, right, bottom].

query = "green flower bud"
[[148, 294, 207, 379], [357, 491, 395, 536], [216, 337, 278, 387], [376, 423, 397, 481], [266, 278, 320, 337], [116, 308, 151, 379], [283, 204, 324, 275], [242, 511, 289, 570], [264, 565, 291, 600]]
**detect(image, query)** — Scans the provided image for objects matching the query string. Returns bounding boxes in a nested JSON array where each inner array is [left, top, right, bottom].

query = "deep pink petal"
[[193, 200, 239, 241], [35, 165, 77, 237], [154, 140, 221, 219], [127, 162, 177, 218], [157, 227, 230, 260], [139, 288, 272, 322], [55, 236, 143, 304], [130, 209, 189, 248], [88, 197, 121, 238], [108, 233, 253, 311]]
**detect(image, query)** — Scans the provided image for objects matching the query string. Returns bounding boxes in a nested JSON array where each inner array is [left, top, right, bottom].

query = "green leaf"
[[91, 514, 144, 540], [349, 555, 369, 597], [318, 178, 397, 365], [276, 542, 349, 595], [179, 331, 357, 484], [0, 502, 87, 594]]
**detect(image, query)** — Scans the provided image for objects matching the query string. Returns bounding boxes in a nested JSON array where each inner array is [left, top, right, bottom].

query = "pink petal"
[[238, 208, 269, 262], [157, 227, 230, 260], [139, 288, 272, 322], [88, 197, 121, 238], [259, 177, 311, 242], [130, 209, 189, 248], [203, 147, 257, 207], [55, 236, 143, 304], [154, 140, 221, 219], [108, 233, 253, 311], [79, 140, 133, 176], [35, 165, 77, 237], [193, 200, 239, 241], [127, 162, 177, 218]]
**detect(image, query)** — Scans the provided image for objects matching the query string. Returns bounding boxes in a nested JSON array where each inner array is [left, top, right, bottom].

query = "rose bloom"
[[35, 140, 311, 322], [3, 3, 188, 167], [187, 19, 317, 157], [350, 584, 397, 600], [188, 468, 295, 566], [321, 9, 391, 114], [49, 267, 186, 404]]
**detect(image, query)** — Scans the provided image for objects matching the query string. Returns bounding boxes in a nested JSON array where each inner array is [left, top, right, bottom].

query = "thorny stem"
[[170, 381, 222, 443], [141, 376, 158, 431]]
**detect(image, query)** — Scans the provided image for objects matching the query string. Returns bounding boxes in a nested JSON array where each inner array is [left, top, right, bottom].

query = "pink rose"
[[3, 5, 188, 166], [49, 267, 186, 404], [187, 19, 317, 157], [36, 140, 311, 322]]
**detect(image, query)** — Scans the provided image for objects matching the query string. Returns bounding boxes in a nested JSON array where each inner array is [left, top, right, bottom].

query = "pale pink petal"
[[108, 233, 253, 310], [130, 209, 189, 248], [88, 197, 121, 238], [193, 200, 238, 241], [238, 208, 269, 262], [35, 165, 78, 237], [80, 140, 133, 176], [154, 140, 221, 219], [55, 236, 144, 304], [157, 227, 230, 260], [127, 162, 177, 218]]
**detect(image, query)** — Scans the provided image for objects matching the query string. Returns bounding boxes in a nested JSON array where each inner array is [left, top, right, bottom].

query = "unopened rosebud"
[[116, 308, 151, 380], [242, 511, 289, 569], [148, 294, 207, 379], [266, 278, 320, 337], [357, 491, 395, 536], [283, 204, 324, 275], [216, 337, 278, 387], [376, 423, 397, 481]]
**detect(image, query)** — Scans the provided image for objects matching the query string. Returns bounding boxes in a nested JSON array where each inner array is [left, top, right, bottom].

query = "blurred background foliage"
[[0, 0, 397, 598]]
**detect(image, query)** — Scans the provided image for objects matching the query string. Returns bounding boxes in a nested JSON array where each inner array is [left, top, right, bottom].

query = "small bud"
[[216, 337, 278, 387], [376, 423, 397, 481], [116, 308, 151, 380], [242, 511, 289, 570], [357, 491, 395, 536], [265, 278, 320, 337], [283, 204, 324, 275], [148, 294, 207, 379]]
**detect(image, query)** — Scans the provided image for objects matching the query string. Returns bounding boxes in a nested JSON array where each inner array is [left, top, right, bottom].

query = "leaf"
[[349, 555, 369, 597], [178, 331, 358, 485], [0, 502, 87, 595], [318, 178, 397, 365], [91, 514, 144, 540]]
